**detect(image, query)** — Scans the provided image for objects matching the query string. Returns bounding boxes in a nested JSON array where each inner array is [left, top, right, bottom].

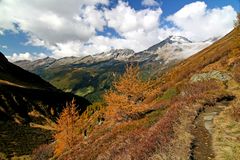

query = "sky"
[[0, 0, 239, 61]]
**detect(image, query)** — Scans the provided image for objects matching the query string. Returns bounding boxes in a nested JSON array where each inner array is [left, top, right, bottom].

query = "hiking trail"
[[190, 101, 231, 160]]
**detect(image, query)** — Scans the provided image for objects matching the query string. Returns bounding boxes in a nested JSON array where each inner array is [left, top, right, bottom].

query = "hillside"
[[51, 28, 240, 160], [14, 36, 213, 102], [0, 52, 91, 157], [0, 52, 56, 90]]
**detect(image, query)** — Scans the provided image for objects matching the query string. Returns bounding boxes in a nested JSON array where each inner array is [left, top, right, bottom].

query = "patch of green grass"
[[75, 86, 94, 97], [144, 108, 166, 128], [158, 88, 178, 101]]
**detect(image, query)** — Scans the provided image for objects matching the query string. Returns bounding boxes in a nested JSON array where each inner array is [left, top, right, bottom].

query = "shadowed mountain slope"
[[0, 52, 91, 157], [0, 52, 91, 123]]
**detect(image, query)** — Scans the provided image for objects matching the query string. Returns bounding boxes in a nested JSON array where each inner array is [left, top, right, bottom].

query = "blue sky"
[[0, 0, 239, 61]]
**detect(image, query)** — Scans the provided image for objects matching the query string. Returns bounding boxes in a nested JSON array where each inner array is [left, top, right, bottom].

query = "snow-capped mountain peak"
[[93, 49, 135, 61], [14, 35, 217, 70], [131, 35, 215, 63], [202, 37, 220, 43], [168, 35, 192, 44], [146, 36, 192, 52]]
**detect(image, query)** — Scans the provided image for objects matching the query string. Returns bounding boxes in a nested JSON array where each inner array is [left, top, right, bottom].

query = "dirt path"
[[190, 102, 230, 160]]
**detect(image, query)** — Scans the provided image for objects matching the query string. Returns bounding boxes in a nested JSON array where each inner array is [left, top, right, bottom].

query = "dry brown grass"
[[212, 101, 240, 160], [233, 63, 240, 83], [32, 144, 54, 160], [231, 101, 240, 121]]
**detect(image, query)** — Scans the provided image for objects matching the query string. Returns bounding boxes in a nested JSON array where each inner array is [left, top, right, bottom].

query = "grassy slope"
[[152, 27, 240, 160], [58, 28, 240, 159], [159, 27, 240, 86], [40, 61, 127, 102], [213, 101, 240, 160]]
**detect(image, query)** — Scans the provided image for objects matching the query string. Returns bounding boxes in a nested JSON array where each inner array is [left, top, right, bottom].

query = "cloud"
[[105, 1, 162, 33], [6, 52, 47, 62], [48, 1, 164, 57], [167, 1, 237, 41], [0, 0, 237, 60], [142, 0, 159, 7], [28, 1, 164, 57], [0, 0, 109, 58], [1, 45, 8, 49], [104, 1, 163, 51], [0, 0, 108, 44]]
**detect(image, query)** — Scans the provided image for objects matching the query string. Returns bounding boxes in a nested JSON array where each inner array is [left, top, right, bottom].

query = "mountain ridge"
[[12, 35, 216, 101], [13, 35, 215, 65]]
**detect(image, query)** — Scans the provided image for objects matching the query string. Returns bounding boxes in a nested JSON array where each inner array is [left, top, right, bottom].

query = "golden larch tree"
[[54, 99, 80, 156], [104, 64, 152, 120]]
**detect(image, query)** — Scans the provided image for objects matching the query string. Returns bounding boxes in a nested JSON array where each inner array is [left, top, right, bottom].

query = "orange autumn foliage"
[[54, 99, 80, 156], [104, 65, 152, 120]]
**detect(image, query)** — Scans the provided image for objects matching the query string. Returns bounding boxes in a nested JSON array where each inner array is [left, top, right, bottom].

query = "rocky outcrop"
[[190, 70, 231, 82]]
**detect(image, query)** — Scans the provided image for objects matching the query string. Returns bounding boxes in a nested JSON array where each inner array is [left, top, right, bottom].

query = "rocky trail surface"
[[190, 101, 231, 160]]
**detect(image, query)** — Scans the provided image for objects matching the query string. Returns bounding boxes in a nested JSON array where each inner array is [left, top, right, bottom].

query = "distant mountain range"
[[15, 36, 216, 68], [14, 36, 217, 101]]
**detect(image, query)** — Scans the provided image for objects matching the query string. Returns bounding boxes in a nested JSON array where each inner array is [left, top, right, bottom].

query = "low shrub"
[[233, 63, 240, 83], [0, 152, 7, 160], [32, 144, 54, 160], [177, 80, 221, 104], [231, 101, 240, 121]]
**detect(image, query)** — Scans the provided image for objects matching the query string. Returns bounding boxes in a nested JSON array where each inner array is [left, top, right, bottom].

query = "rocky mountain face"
[[13, 36, 215, 101], [93, 49, 135, 62], [131, 36, 213, 63]]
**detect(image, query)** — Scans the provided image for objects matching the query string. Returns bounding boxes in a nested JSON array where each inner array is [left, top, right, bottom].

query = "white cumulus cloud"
[[142, 0, 159, 7], [6, 52, 47, 62], [167, 1, 237, 41], [1, 45, 8, 49], [104, 1, 163, 51], [0, 0, 108, 44]]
